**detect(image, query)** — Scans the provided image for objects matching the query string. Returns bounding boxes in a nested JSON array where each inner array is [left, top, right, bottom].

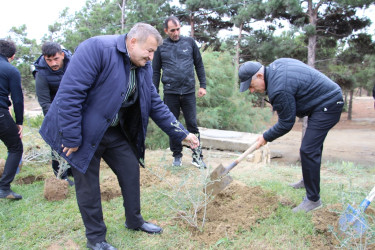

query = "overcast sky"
[[0, 0, 87, 41], [0, 1, 374, 42]]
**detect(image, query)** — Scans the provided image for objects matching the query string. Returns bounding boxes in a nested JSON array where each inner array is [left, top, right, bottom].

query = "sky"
[[0, 1, 374, 42], [0, 0, 88, 41]]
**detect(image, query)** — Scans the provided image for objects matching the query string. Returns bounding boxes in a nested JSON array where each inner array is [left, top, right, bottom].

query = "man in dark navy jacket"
[[238, 58, 343, 213], [39, 23, 199, 250], [0, 39, 23, 200], [152, 16, 207, 168], [33, 42, 73, 185]]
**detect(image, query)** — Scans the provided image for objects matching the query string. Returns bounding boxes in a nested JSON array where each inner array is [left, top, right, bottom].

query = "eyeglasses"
[[169, 28, 180, 33]]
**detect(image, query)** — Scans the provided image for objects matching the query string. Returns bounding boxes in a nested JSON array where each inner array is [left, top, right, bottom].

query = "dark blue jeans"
[[0, 108, 23, 190], [164, 93, 201, 158], [71, 125, 144, 244], [300, 100, 343, 202]]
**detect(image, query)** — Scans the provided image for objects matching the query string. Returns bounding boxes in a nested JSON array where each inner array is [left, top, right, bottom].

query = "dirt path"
[[269, 96, 375, 167]]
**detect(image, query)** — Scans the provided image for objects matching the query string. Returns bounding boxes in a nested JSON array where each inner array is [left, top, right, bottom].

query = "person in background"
[[152, 16, 207, 168], [238, 58, 343, 213], [39, 23, 199, 250], [33, 42, 74, 186], [0, 39, 23, 200]]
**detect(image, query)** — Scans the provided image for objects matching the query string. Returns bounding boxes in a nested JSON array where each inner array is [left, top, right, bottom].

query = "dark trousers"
[[0, 108, 23, 190], [164, 93, 201, 158], [71, 126, 144, 244], [300, 100, 343, 202]]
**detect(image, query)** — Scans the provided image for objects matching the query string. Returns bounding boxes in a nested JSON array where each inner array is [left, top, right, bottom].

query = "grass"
[[0, 124, 374, 249]]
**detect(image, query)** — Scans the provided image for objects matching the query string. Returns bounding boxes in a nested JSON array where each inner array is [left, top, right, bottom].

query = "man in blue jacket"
[[39, 23, 199, 250], [0, 39, 23, 200], [238, 58, 343, 213], [33, 42, 74, 186], [152, 16, 207, 168]]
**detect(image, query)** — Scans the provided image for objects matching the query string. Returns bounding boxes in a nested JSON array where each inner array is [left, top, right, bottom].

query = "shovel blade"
[[210, 163, 226, 180], [205, 175, 233, 196], [339, 204, 368, 236]]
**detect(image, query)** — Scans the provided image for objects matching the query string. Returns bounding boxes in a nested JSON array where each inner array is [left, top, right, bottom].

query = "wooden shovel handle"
[[223, 141, 258, 175]]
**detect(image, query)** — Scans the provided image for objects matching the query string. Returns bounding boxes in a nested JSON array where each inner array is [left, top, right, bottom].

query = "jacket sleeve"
[[152, 49, 162, 94], [9, 67, 23, 125], [57, 38, 104, 148], [35, 73, 52, 116], [373, 84, 375, 99], [263, 92, 296, 142], [192, 40, 206, 89], [149, 81, 188, 143]]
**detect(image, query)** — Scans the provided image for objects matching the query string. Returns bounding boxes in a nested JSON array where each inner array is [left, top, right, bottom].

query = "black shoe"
[[86, 241, 117, 250], [64, 178, 75, 187], [125, 221, 163, 234], [0, 189, 22, 200]]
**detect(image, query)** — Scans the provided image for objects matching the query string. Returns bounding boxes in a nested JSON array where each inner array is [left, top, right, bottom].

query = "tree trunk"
[[348, 89, 353, 120], [190, 13, 195, 38], [118, 0, 126, 32], [302, 0, 319, 144], [307, 0, 317, 67], [234, 22, 243, 91]]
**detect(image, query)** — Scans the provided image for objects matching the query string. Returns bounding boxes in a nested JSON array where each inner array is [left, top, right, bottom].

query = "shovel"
[[339, 185, 375, 236], [206, 141, 259, 196]]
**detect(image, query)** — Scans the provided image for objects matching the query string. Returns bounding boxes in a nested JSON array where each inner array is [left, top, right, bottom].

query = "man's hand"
[[198, 88, 206, 97], [17, 125, 23, 139], [62, 144, 79, 157], [183, 133, 200, 149], [256, 135, 267, 149]]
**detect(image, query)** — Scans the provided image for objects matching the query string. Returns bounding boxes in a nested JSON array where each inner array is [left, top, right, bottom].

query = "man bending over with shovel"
[[238, 58, 343, 213]]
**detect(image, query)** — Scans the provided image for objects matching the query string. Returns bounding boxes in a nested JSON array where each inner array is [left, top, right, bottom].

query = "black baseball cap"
[[238, 61, 262, 92]]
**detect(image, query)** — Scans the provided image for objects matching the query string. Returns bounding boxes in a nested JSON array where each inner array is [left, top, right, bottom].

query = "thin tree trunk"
[[234, 22, 243, 91], [301, 0, 318, 144], [348, 89, 353, 120], [190, 13, 195, 38], [118, 0, 126, 32]]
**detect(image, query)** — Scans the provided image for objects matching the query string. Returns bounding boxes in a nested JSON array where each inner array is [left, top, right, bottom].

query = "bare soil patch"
[[15, 175, 44, 185], [186, 181, 280, 245]]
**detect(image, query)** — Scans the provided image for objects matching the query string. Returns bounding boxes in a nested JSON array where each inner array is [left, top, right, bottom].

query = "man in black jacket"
[[0, 39, 23, 200], [33, 42, 73, 186], [239, 59, 343, 213], [152, 16, 207, 168]]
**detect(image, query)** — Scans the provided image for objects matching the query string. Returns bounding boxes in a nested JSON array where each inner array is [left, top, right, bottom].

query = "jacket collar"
[[0, 55, 9, 62], [117, 34, 128, 55]]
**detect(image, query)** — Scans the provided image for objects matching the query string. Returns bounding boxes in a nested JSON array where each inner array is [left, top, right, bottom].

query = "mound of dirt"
[[310, 204, 375, 249], [44, 177, 69, 201], [100, 176, 122, 201], [15, 175, 44, 185], [140, 167, 163, 188], [184, 181, 280, 245]]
